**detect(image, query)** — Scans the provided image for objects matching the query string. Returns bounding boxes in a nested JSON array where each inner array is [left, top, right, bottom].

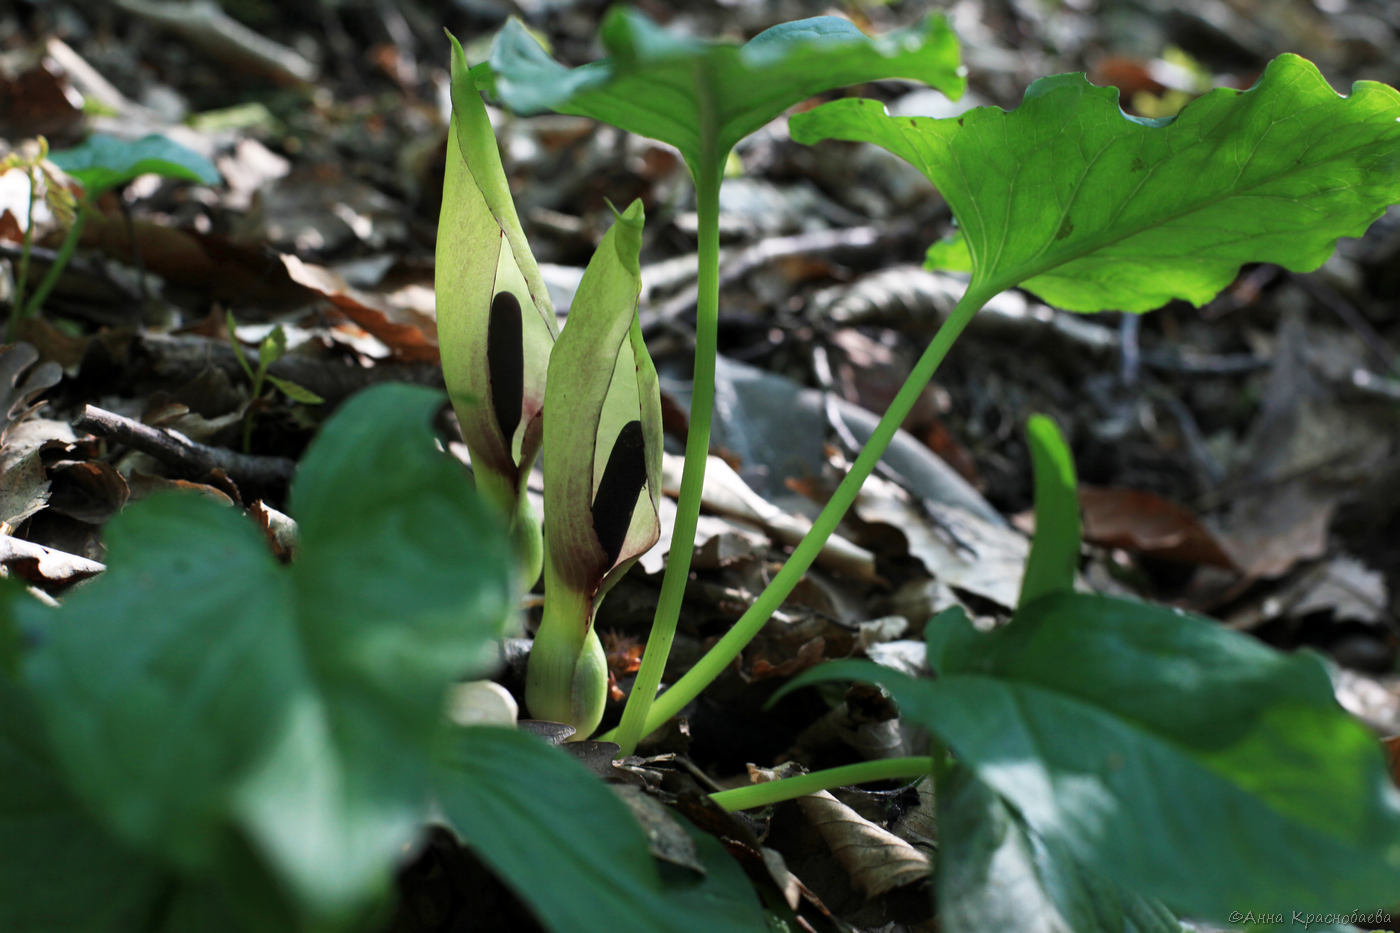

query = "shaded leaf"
[[23, 384, 515, 928], [434, 726, 767, 933], [938, 764, 1180, 932], [50, 132, 220, 196], [483, 9, 965, 168], [0, 677, 169, 933], [792, 54, 1400, 311], [784, 594, 1400, 920]]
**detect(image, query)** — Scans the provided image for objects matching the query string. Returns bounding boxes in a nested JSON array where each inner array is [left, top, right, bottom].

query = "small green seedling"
[[225, 311, 325, 452], [4, 133, 221, 339]]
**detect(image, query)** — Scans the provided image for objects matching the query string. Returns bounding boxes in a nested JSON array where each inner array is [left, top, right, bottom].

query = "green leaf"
[[0, 678, 169, 933], [264, 374, 324, 404], [938, 764, 1181, 932], [257, 325, 287, 374], [1018, 415, 1079, 607], [786, 595, 1400, 921], [434, 726, 767, 933], [50, 133, 221, 196], [23, 384, 515, 928], [439, 33, 557, 511], [484, 9, 965, 169], [791, 53, 1400, 312]]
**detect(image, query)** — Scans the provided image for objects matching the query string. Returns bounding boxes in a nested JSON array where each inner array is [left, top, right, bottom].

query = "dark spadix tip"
[[592, 419, 646, 566], [487, 291, 524, 448]]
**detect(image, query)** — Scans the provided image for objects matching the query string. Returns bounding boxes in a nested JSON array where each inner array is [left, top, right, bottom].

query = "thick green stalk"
[[22, 202, 89, 322], [610, 155, 725, 755], [525, 567, 607, 736], [630, 285, 992, 740], [708, 756, 935, 811]]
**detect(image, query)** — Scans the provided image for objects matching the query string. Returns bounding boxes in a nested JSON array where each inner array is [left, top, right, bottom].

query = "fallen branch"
[[76, 404, 296, 492]]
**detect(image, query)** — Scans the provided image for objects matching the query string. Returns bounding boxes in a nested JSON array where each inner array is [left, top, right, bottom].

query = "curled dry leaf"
[[795, 790, 929, 898]]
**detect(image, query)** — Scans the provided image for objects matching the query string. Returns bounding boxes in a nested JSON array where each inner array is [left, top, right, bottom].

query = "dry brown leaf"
[[794, 788, 930, 898], [0, 533, 105, 589], [1080, 485, 1238, 569], [282, 255, 439, 363]]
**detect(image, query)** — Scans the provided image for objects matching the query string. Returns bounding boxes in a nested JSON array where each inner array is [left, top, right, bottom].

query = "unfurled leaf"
[[938, 764, 1180, 932], [481, 9, 965, 169], [0, 674, 170, 933], [49, 133, 220, 196], [791, 53, 1400, 312], [1018, 415, 1079, 607], [22, 384, 514, 928], [784, 594, 1400, 921], [434, 726, 767, 932]]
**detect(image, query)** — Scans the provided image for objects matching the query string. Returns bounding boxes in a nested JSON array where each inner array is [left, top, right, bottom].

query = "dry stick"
[[76, 404, 296, 491]]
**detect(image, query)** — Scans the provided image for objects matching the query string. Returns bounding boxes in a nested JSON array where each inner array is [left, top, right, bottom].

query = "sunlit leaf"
[[481, 8, 965, 169], [792, 53, 1400, 311], [1018, 415, 1079, 607]]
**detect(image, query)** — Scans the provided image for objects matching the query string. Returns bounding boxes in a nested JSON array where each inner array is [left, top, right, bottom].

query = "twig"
[[133, 333, 444, 404], [76, 404, 296, 492]]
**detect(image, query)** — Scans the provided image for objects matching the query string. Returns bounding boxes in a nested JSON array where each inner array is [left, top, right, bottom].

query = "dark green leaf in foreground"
[[23, 384, 514, 929], [784, 595, 1400, 922], [0, 678, 169, 933], [482, 8, 965, 168], [791, 53, 1400, 311], [50, 132, 221, 196], [434, 727, 767, 933], [937, 764, 1180, 933]]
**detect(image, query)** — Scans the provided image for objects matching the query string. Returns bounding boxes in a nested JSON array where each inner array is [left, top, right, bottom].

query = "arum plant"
[[526, 199, 662, 736], [476, 8, 965, 754], [437, 35, 558, 586]]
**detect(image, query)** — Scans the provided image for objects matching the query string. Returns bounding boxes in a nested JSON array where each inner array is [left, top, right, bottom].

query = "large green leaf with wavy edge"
[[790, 53, 1400, 312], [22, 384, 515, 930], [480, 8, 964, 168], [0, 678, 169, 933], [783, 594, 1400, 924], [938, 764, 1181, 932], [434, 727, 767, 933]]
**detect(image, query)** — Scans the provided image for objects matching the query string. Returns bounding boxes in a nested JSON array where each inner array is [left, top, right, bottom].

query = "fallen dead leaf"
[[1080, 485, 1237, 569]]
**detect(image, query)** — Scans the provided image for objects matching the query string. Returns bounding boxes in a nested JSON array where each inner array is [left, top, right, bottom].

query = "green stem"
[[631, 285, 993, 740], [525, 568, 607, 737], [22, 202, 89, 321], [610, 154, 726, 754], [708, 756, 934, 811]]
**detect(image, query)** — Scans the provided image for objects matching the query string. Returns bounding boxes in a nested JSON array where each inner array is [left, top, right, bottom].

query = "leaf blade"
[[792, 54, 1400, 312]]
